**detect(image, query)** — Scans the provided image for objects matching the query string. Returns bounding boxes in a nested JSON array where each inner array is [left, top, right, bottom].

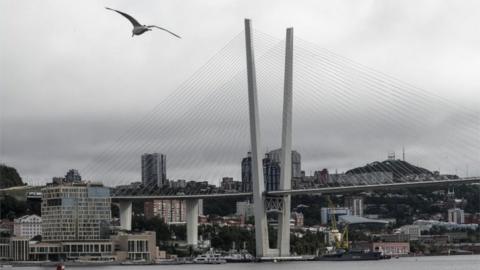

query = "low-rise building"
[[13, 215, 42, 240], [236, 201, 254, 218], [397, 225, 421, 241], [292, 212, 304, 227], [220, 177, 241, 192], [10, 236, 30, 261], [321, 207, 351, 225], [372, 242, 410, 256], [112, 231, 159, 262], [0, 238, 9, 260]]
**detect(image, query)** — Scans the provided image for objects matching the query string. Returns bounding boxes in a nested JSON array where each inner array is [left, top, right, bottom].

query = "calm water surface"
[[12, 255, 480, 270]]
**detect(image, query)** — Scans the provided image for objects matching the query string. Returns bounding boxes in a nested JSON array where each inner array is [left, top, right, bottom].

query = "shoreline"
[[3, 253, 480, 267]]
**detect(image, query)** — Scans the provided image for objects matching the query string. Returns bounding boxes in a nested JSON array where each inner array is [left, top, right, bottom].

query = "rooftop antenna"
[[402, 146, 405, 161]]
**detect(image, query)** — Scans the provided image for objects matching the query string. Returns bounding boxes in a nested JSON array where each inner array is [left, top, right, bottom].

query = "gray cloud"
[[1, 0, 479, 186]]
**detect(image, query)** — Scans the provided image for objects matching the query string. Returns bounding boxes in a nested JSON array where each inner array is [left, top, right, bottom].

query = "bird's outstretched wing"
[[105, 7, 142, 27], [148, 25, 181, 38]]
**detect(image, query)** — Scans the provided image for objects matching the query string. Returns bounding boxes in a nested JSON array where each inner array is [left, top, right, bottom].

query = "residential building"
[[13, 215, 42, 239], [220, 177, 241, 192], [345, 196, 364, 216], [263, 153, 281, 191], [0, 219, 14, 235], [65, 169, 81, 182], [314, 169, 329, 185], [236, 201, 254, 218], [292, 212, 304, 227], [144, 200, 186, 223], [266, 148, 302, 178], [241, 149, 302, 192], [41, 181, 111, 242], [241, 153, 252, 192], [141, 153, 167, 187], [448, 208, 465, 224], [169, 179, 186, 189]]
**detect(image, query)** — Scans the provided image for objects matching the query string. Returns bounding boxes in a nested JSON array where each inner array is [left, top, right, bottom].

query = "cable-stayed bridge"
[[106, 19, 480, 259]]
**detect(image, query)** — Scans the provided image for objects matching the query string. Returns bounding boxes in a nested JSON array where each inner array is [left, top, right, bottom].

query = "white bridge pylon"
[[245, 18, 294, 258]]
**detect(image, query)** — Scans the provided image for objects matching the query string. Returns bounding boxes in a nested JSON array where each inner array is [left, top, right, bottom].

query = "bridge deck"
[[111, 177, 480, 200]]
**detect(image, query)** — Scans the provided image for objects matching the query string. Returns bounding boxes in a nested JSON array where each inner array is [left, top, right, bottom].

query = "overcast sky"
[[1, 0, 479, 186]]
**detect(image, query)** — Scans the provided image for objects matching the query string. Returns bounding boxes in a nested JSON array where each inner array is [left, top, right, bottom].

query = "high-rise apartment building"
[[266, 148, 302, 178], [241, 153, 252, 192], [345, 196, 364, 216], [241, 149, 301, 192], [144, 200, 186, 223], [448, 208, 465, 224], [41, 182, 111, 242], [141, 153, 167, 186]]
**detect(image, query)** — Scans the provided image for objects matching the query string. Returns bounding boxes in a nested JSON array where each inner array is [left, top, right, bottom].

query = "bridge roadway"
[[111, 177, 480, 200]]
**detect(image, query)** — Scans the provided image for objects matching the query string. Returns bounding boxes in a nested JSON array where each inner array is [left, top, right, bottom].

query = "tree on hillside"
[[0, 164, 24, 188]]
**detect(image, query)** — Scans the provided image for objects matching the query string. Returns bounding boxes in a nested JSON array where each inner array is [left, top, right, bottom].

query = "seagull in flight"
[[105, 7, 181, 38]]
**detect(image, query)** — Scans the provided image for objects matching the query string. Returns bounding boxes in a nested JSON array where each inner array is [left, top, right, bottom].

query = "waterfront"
[[7, 255, 480, 270]]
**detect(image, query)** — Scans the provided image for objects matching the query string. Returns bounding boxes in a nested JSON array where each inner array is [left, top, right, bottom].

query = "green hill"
[[346, 159, 432, 179], [0, 164, 24, 188]]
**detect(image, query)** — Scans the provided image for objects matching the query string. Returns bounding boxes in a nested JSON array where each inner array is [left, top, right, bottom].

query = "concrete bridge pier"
[[119, 201, 132, 231], [186, 199, 199, 247]]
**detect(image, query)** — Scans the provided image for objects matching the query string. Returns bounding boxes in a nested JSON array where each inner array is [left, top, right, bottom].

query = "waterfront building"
[[372, 242, 410, 256], [0, 238, 9, 260], [112, 231, 159, 262], [13, 215, 42, 240], [141, 153, 167, 187], [144, 199, 186, 223], [10, 236, 29, 261], [448, 208, 465, 224], [352, 241, 410, 256], [344, 196, 364, 216], [41, 181, 111, 242]]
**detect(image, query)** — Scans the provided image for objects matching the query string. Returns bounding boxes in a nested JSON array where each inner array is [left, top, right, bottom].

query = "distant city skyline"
[[1, 1, 480, 185]]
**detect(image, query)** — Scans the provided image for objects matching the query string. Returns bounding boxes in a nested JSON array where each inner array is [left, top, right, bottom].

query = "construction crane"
[[326, 196, 349, 250]]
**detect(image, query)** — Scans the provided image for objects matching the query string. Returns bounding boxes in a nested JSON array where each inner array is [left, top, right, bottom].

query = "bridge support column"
[[119, 201, 132, 231], [186, 199, 199, 247], [245, 18, 270, 258], [277, 27, 294, 257]]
